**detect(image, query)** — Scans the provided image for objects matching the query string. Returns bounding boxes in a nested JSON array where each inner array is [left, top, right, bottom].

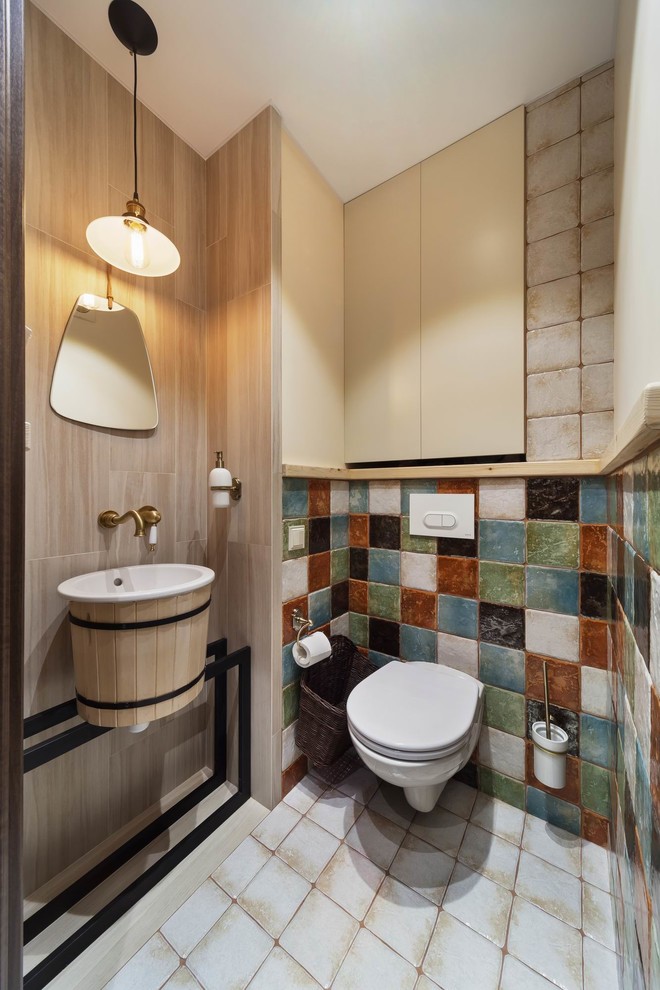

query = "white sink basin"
[[57, 563, 215, 604]]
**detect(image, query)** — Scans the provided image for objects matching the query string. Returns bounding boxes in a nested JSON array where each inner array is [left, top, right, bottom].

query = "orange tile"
[[580, 617, 608, 669], [350, 514, 369, 547], [437, 479, 478, 512], [526, 654, 580, 711], [349, 579, 368, 614], [309, 552, 330, 592], [401, 588, 437, 630], [282, 595, 307, 645], [525, 741, 581, 805], [437, 556, 478, 598], [309, 479, 330, 516], [580, 524, 608, 573], [281, 754, 308, 798], [582, 809, 610, 848]]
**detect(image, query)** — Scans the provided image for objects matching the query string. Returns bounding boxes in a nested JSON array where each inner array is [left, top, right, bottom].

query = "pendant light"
[[86, 0, 180, 277]]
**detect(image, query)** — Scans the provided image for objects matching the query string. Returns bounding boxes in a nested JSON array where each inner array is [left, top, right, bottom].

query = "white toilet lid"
[[347, 661, 480, 760]]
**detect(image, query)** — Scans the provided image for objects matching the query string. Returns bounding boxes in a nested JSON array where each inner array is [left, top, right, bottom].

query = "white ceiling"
[[34, 0, 618, 201]]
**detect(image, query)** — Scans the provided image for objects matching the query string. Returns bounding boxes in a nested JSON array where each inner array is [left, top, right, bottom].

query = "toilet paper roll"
[[292, 631, 332, 668]]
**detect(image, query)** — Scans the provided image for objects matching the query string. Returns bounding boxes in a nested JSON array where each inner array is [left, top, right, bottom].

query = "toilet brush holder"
[[531, 721, 570, 789]]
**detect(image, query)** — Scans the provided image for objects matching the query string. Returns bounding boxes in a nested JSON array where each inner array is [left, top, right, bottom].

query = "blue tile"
[[368, 548, 400, 586], [369, 650, 397, 667], [635, 742, 652, 879], [331, 514, 349, 549], [526, 786, 581, 835], [580, 477, 608, 524], [437, 594, 478, 639], [478, 642, 525, 694], [580, 713, 615, 769], [309, 587, 332, 626], [479, 520, 525, 563], [526, 566, 579, 615], [401, 480, 437, 516], [400, 624, 436, 662], [349, 481, 368, 514], [282, 642, 299, 688], [282, 478, 308, 519]]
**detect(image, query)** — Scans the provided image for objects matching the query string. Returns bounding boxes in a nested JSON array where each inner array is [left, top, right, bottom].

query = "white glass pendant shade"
[[86, 214, 180, 277]]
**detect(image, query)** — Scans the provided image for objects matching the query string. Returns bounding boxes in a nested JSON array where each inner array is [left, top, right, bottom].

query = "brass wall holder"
[[210, 478, 242, 501]]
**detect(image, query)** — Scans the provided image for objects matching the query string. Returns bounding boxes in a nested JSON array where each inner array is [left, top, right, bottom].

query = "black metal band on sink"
[[68, 596, 211, 631], [75, 667, 206, 711]]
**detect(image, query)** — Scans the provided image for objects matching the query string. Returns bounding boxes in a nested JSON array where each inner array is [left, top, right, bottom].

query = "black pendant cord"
[[132, 51, 139, 201]]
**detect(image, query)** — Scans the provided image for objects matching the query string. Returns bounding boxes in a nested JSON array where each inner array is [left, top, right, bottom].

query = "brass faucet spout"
[[98, 505, 161, 539]]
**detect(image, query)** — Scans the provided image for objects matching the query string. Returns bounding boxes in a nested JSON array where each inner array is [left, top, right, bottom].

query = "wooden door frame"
[[0, 0, 24, 986]]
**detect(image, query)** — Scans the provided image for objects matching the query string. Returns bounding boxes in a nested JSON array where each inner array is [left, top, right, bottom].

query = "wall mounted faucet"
[[98, 505, 161, 551]]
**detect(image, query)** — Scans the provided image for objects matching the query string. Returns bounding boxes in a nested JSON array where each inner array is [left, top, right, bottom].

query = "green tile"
[[581, 761, 612, 818], [282, 681, 300, 729], [648, 445, 660, 571], [331, 547, 349, 583], [479, 562, 525, 606], [368, 582, 401, 621], [526, 521, 579, 568], [349, 611, 368, 647], [401, 516, 437, 554], [483, 685, 526, 736], [478, 767, 525, 810], [282, 518, 307, 561]]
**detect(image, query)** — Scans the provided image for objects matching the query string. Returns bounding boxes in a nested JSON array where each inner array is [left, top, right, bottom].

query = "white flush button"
[[288, 524, 306, 551], [410, 494, 475, 540]]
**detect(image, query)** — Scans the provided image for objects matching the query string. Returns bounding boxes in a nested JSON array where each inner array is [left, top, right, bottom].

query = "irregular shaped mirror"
[[50, 294, 158, 430]]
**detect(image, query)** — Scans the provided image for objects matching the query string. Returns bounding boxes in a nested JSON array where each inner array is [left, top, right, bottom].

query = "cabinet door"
[[345, 165, 421, 463], [421, 108, 525, 460]]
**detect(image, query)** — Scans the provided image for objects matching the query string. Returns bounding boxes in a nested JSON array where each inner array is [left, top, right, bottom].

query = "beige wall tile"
[[526, 322, 580, 374], [581, 67, 614, 129], [581, 168, 614, 224], [526, 182, 579, 243], [526, 88, 580, 155], [174, 540, 208, 566], [581, 216, 614, 272], [206, 146, 227, 247], [582, 314, 614, 365], [527, 415, 581, 460], [527, 368, 580, 417], [581, 118, 614, 177], [582, 362, 614, 413], [227, 110, 272, 299], [175, 302, 208, 543], [582, 412, 614, 457], [526, 136, 580, 199], [526, 79, 579, 113], [581, 60, 614, 83], [527, 275, 580, 330], [106, 471, 176, 565], [174, 136, 206, 310], [527, 229, 580, 286], [582, 265, 614, 318]]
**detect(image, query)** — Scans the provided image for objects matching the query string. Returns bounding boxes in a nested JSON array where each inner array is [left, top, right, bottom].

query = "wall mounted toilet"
[[347, 661, 484, 812]]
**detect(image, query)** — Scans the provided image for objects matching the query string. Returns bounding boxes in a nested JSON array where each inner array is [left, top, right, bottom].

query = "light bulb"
[[125, 220, 149, 271]]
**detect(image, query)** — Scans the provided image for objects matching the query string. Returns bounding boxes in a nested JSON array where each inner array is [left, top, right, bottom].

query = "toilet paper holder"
[[292, 607, 313, 645]]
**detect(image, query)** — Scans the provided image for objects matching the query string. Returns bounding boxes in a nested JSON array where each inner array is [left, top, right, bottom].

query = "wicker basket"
[[295, 635, 376, 770]]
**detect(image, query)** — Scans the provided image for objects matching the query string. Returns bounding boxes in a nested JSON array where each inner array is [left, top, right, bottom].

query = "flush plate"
[[409, 494, 475, 539]]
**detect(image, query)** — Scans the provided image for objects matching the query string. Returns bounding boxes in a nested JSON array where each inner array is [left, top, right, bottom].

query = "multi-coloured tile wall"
[[526, 62, 614, 459]]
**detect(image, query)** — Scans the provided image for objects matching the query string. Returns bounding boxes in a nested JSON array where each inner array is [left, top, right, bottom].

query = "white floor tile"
[[507, 897, 582, 990], [470, 792, 525, 845], [521, 814, 581, 877], [283, 775, 326, 814], [316, 843, 384, 919], [333, 928, 418, 990], [582, 839, 611, 891], [186, 906, 273, 990], [365, 875, 437, 965], [415, 978, 441, 990], [515, 851, 582, 929], [457, 823, 519, 890], [583, 934, 622, 990], [161, 879, 231, 957], [389, 834, 455, 905], [423, 911, 502, 990], [345, 808, 406, 869], [251, 802, 301, 850], [246, 947, 321, 989], [280, 889, 359, 989], [335, 767, 380, 805], [409, 804, 467, 857], [238, 856, 310, 937], [306, 788, 362, 838], [162, 969, 203, 990], [500, 956, 559, 990], [367, 783, 416, 828], [442, 862, 512, 947], [276, 816, 340, 882], [583, 882, 617, 950], [438, 780, 478, 820], [104, 934, 179, 990], [212, 836, 271, 897]]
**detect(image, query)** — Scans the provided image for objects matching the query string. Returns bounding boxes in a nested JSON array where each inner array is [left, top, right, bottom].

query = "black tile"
[[527, 477, 580, 521], [350, 547, 368, 581], [369, 617, 400, 657], [651, 815, 660, 932], [526, 700, 579, 757], [369, 515, 400, 550], [624, 778, 635, 861], [633, 552, 650, 664], [479, 602, 525, 649], [331, 580, 349, 619], [456, 760, 478, 789], [436, 528, 478, 559], [309, 516, 330, 555], [615, 532, 625, 606], [580, 572, 610, 620]]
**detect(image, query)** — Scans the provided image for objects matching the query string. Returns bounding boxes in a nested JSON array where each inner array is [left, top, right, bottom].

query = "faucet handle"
[[137, 505, 161, 526]]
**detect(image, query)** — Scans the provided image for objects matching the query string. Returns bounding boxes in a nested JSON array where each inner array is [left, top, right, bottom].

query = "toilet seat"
[[347, 661, 480, 762]]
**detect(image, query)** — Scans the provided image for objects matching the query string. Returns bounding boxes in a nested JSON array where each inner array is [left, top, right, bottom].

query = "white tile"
[[307, 787, 361, 838], [650, 570, 660, 694], [401, 551, 437, 591], [276, 816, 340, 882], [508, 897, 582, 990], [583, 934, 622, 990], [367, 782, 415, 829], [457, 823, 519, 890], [470, 792, 525, 845], [522, 814, 581, 877], [438, 780, 477, 819], [583, 883, 617, 950], [334, 767, 379, 805], [280, 889, 359, 989], [515, 851, 582, 928], [582, 411, 614, 458], [526, 88, 580, 155], [409, 804, 467, 857], [526, 182, 579, 243], [581, 666, 613, 718], [436, 632, 478, 677], [369, 481, 401, 514], [389, 834, 455, 905], [251, 802, 301, 850], [582, 119, 614, 178], [365, 876, 438, 965], [500, 956, 558, 990], [478, 478, 526, 521], [187, 905, 273, 990], [526, 415, 581, 461], [527, 136, 580, 200], [581, 67, 614, 128], [526, 323, 581, 376], [283, 774, 326, 814], [442, 862, 512, 947], [282, 721, 302, 771], [477, 726, 526, 781], [212, 836, 272, 898], [525, 610, 579, 662], [333, 928, 417, 990], [582, 361, 614, 413], [282, 558, 308, 603], [415, 978, 441, 990], [527, 229, 580, 287], [345, 808, 406, 870], [582, 837, 611, 891], [633, 650, 652, 766], [527, 368, 580, 418], [247, 947, 321, 989], [161, 880, 231, 957], [526, 274, 580, 331], [581, 216, 614, 272], [238, 856, 311, 938], [330, 612, 350, 637], [330, 481, 349, 516], [580, 165, 614, 225], [316, 843, 384, 920], [423, 911, 502, 990], [162, 970, 203, 990], [581, 315, 614, 366], [104, 934, 179, 990]]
